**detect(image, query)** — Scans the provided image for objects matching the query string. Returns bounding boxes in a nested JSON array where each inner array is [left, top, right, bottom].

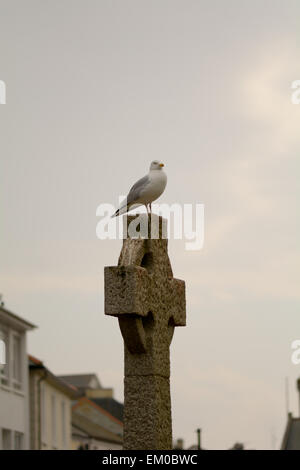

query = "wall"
[[29, 370, 72, 450], [40, 379, 72, 450], [0, 324, 29, 450]]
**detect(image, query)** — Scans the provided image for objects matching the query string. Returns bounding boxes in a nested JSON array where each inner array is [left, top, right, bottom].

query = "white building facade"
[[29, 356, 77, 449], [0, 307, 35, 450]]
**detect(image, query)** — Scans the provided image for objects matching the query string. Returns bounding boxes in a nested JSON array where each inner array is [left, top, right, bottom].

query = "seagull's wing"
[[112, 174, 150, 217], [126, 174, 150, 205]]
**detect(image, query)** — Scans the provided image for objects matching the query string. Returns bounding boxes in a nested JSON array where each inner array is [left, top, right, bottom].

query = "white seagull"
[[112, 160, 167, 217]]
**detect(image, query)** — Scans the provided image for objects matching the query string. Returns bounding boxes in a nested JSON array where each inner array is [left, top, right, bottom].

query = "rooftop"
[[90, 397, 123, 422], [29, 355, 79, 398], [0, 306, 36, 330], [58, 374, 101, 390]]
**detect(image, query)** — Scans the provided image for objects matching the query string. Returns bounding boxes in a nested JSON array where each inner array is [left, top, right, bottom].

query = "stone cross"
[[104, 214, 186, 450]]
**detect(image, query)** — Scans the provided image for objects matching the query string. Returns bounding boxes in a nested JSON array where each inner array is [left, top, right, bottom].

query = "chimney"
[[173, 438, 184, 450]]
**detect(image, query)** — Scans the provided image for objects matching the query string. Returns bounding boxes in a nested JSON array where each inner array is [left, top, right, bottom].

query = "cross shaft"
[[105, 215, 186, 449]]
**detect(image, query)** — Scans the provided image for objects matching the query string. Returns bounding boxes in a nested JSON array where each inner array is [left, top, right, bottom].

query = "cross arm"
[[169, 278, 186, 327], [104, 265, 150, 317]]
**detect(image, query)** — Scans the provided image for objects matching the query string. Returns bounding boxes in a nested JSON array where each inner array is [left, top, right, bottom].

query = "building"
[[229, 442, 245, 450], [29, 355, 78, 449], [281, 413, 300, 450], [59, 373, 123, 421], [281, 378, 300, 450], [58, 374, 113, 399], [173, 438, 184, 449], [72, 397, 123, 450], [0, 306, 35, 449], [58, 373, 123, 449]]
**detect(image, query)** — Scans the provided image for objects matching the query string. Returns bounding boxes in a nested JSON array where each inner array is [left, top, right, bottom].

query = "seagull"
[[112, 160, 167, 217]]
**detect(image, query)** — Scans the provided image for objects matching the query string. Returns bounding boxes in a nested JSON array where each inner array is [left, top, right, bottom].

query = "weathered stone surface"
[[124, 375, 172, 450], [105, 266, 150, 317], [104, 214, 186, 450]]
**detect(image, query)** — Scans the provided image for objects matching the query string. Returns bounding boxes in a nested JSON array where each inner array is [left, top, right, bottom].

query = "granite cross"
[[104, 214, 186, 450]]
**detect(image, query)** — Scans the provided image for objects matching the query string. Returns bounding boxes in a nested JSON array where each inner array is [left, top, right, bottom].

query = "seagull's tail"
[[111, 208, 120, 218], [111, 205, 128, 218]]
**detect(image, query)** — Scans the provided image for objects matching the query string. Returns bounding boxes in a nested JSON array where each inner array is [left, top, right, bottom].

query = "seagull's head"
[[150, 160, 165, 171]]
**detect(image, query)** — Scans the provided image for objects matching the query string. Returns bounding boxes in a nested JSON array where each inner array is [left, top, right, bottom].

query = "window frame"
[[2, 428, 12, 450], [14, 431, 23, 450], [12, 332, 22, 390], [51, 394, 57, 448], [0, 327, 9, 386]]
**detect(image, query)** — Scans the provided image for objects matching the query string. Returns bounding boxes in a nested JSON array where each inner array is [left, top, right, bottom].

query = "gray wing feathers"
[[113, 174, 150, 217], [126, 174, 150, 205]]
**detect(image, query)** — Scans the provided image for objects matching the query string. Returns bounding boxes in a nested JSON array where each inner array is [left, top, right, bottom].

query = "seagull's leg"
[[145, 204, 149, 216], [149, 203, 152, 213]]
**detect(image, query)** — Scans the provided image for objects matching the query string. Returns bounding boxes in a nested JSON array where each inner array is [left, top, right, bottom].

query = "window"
[[0, 335, 5, 365], [61, 401, 66, 448], [2, 429, 11, 450], [0, 328, 24, 391], [12, 335, 22, 389], [14, 432, 23, 450], [51, 394, 56, 447], [40, 383, 46, 443], [0, 328, 9, 386]]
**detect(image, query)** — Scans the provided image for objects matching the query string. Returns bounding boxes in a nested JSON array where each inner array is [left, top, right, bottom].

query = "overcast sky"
[[1, 0, 300, 449]]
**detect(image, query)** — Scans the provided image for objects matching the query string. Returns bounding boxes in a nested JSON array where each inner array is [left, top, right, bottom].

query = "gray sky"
[[1, 0, 300, 449]]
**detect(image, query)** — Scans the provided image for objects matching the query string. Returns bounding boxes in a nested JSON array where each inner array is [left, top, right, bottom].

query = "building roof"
[[0, 306, 36, 330], [58, 374, 101, 390], [29, 355, 79, 399], [72, 397, 123, 445], [72, 424, 89, 439], [281, 413, 300, 450], [72, 413, 123, 445], [90, 397, 123, 422], [73, 397, 123, 428]]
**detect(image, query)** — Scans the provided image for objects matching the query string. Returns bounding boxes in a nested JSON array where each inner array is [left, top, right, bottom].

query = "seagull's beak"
[[159, 163, 164, 167]]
